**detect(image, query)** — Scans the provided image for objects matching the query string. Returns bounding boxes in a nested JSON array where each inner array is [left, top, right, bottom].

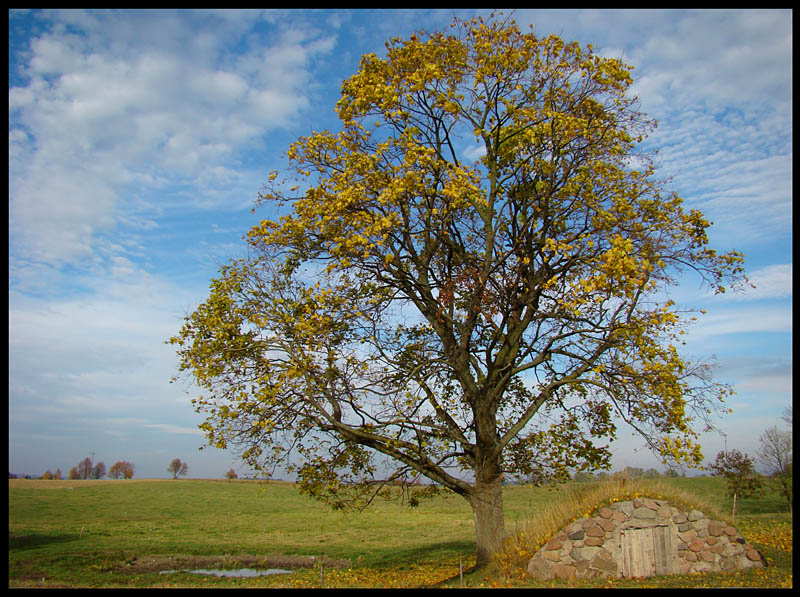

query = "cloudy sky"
[[9, 9, 791, 479]]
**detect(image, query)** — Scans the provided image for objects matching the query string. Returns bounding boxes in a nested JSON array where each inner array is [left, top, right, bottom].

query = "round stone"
[[598, 518, 616, 532], [552, 563, 577, 580], [572, 545, 600, 561], [612, 511, 627, 523], [546, 538, 564, 551], [543, 550, 561, 562], [746, 549, 762, 562], [689, 538, 705, 552], [632, 507, 657, 519], [591, 553, 617, 575], [640, 497, 659, 510], [677, 529, 696, 543], [720, 557, 736, 570], [585, 524, 605, 537], [528, 557, 554, 580], [708, 520, 725, 536], [699, 550, 715, 563]]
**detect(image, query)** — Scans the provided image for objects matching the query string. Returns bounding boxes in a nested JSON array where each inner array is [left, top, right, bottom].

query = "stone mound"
[[527, 497, 765, 581]]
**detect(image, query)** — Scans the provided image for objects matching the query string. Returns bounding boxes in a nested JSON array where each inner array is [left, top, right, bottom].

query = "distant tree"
[[664, 468, 681, 478], [109, 461, 135, 479], [225, 468, 238, 480], [168, 458, 189, 479], [77, 457, 93, 480], [41, 469, 53, 480], [757, 426, 792, 513], [109, 462, 123, 479], [92, 462, 106, 479], [572, 471, 594, 483], [708, 450, 764, 520], [613, 467, 644, 481], [68, 466, 79, 480], [55, 468, 62, 480]]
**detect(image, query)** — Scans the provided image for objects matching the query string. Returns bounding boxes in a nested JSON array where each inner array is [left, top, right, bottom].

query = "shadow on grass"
[[9, 532, 81, 551], [364, 539, 475, 569]]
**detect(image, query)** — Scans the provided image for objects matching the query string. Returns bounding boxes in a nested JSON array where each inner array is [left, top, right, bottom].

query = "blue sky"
[[9, 9, 791, 479]]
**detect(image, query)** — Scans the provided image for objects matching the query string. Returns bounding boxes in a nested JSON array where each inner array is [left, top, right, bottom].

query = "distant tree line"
[[9, 457, 136, 480], [68, 457, 105, 480], [569, 466, 681, 483]]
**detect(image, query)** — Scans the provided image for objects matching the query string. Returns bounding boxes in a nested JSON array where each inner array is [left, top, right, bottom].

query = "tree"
[[169, 14, 747, 564], [76, 457, 93, 480], [92, 461, 106, 480], [225, 468, 238, 480], [643, 468, 661, 479], [757, 425, 792, 513], [68, 466, 79, 480], [109, 461, 135, 479], [168, 458, 189, 479], [708, 450, 764, 520], [41, 469, 53, 480]]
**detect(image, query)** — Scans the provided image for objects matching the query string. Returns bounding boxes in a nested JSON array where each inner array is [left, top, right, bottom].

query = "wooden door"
[[620, 526, 678, 578]]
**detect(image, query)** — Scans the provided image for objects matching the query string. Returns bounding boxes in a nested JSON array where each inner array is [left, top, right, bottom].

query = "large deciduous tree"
[[170, 15, 747, 564]]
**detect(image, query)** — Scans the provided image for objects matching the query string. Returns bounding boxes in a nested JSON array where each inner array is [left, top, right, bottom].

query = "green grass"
[[8, 476, 792, 588]]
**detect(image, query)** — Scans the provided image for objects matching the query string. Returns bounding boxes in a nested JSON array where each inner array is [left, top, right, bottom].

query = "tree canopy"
[[168, 458, 189, 479], [170, 14, 747, 563]]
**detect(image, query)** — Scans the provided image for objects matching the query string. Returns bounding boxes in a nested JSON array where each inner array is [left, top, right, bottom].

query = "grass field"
[[8, 476, 792, 588]]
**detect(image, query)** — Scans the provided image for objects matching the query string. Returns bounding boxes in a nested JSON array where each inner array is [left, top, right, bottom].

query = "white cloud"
[[9, 10, 337, 268], [462, 142, 487, 163], [721, 264, 792, 301], [688, 305, 791, 339], [144, 424, 204, 436]]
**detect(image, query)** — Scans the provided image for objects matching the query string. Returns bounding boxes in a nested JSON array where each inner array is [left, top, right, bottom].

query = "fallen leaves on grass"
[[268, 557, 473, 588]]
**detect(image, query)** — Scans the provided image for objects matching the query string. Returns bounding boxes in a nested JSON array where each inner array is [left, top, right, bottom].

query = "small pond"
[[160, 568, 293, 578]]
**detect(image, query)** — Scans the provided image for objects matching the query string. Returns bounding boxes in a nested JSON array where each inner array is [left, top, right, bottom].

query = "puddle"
[[160, 568, 293, 578]]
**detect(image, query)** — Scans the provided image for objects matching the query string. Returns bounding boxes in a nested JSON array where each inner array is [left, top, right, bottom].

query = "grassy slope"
[[8, 476, 792, 588]]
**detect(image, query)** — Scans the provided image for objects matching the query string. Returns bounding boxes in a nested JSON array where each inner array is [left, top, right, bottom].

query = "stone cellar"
[[527, 496, 765, 581]]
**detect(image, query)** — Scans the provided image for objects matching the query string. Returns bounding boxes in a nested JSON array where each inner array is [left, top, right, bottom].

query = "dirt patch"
[[118, 553, 351, 574]]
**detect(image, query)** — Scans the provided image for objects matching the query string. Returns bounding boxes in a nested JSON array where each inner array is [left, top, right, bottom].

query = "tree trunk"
[[469, 469, 506, 566]]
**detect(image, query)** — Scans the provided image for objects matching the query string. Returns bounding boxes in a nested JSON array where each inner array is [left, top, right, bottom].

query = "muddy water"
[[160, 568, 293, 577]]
